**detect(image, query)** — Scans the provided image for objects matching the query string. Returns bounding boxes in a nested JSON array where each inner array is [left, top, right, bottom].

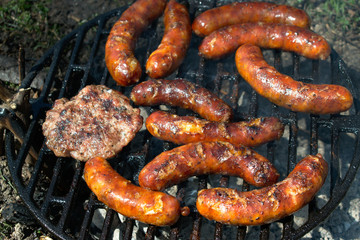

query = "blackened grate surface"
[[4, 1, 360, 240]]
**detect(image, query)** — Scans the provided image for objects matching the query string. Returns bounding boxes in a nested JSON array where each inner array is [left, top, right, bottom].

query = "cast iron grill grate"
[[4, 1, 360, 239]]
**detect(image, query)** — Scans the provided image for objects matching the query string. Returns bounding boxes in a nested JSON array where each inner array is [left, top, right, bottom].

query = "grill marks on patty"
[[42, 85, 143, 161]]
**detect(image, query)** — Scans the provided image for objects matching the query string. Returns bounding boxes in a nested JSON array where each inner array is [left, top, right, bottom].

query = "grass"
[[314, 0, 360, 33], [297, 0, 360, 38], [284, 0, 360, 31], [0, 0, 61, 59], [0, 221, 12, 239], [1, 0, 359, 56], [0, 0, 358, 61]]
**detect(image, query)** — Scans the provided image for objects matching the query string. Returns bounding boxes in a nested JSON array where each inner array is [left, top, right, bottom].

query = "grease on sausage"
[[199, 22, 331, 60], [146, 0, 191, 78], [84, 157, 182, 226], [130, 79, 233, 122], [139, 141, 279, 191], [105, 0, 167, 86], [235, 44, 353, 115], [196, 153, 328, 225], [146, 111, 284, 147], [192, 2, 311, 37]]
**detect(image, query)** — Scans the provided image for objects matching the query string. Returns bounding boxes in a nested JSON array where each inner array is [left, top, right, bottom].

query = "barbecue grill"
[[3, 0, 360, 239]]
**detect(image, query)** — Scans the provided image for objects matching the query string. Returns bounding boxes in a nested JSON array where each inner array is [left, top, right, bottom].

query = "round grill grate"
[[4, 1, 360, 239]]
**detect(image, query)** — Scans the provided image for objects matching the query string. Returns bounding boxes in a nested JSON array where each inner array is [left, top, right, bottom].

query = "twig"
[[0, 84, 13, 102]]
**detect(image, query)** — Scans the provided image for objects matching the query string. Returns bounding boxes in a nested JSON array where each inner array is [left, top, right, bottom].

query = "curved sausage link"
[[105, 0, 167, 86], [196, 153, 328, 225], [146, 111, 284, 147], [130, 79, 233, 122], [138, 141, 279, 191], [199, 22, 331, 60], [146, 0, 191, 78], [235, 44, 353, 115], [84, 157, 183, 226], [192, 2, 311, 37]]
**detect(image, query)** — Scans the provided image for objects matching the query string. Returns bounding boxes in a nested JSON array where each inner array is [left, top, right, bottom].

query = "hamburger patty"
[[42, 85, 143, 161]]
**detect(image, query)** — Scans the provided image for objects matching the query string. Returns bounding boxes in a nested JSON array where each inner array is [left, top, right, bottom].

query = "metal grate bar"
[[310, 116, 319, 155], [213, 62, 230, 240], [330, 52, 337, 85], [170, 184, 187, 240], [213, 176, 229, 240], [145, 225, 157, 240], [99, 208, 115, 240], [58, 28, 87, 98], [188, 45, 207, 239], [308, 56, 321, 222], [190, 176, 207, 240], [308, 118, 320, 220], [38, 41, 67, 100], [330, 128, 340, 193], [40, 158, 64, 215], [282, 215, 295, 239], [312, 59, 319, 83], [79, 194, 100, 240], [57, 161, 84, 229], [292, 54, 300, 80], [260, 224, 270, 240], [80, 18, 108, 89], [26, 147, 46, 197], [100, 66, 110, 85], [236, 225, 247, 240], [123, 218, 135, 240], [11, 115, 41, 174]]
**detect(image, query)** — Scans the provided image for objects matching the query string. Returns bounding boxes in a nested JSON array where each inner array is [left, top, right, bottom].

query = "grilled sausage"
[[196, 153, 328, 225], [235, 44, 353, 115], [139, 141, 279, 191], [146, 0, 191, 78], [130, 79, 233, 122], [192, 2, 311, 37], [199, 22, 331, 60], [105, 0, 167, 86], [146, 111, 284, 147], [84, 156, 183, 226]]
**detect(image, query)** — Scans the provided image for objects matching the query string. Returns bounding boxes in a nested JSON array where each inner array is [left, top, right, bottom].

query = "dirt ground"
[[1, 0, 360, 239]]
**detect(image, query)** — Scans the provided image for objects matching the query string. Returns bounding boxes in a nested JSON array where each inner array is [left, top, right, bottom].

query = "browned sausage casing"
[[130, 79, 233, 122], [192, 2, 311, 37], [196, 153, 328, 225], [84, 157, 181, 226], [105, 0, 167, 86], [146, 111, 284, 147], [139, 141, 279, 191], [235, 44, 353, 115], [199, 22, 331, 60], [146, 0, 191, 78]]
